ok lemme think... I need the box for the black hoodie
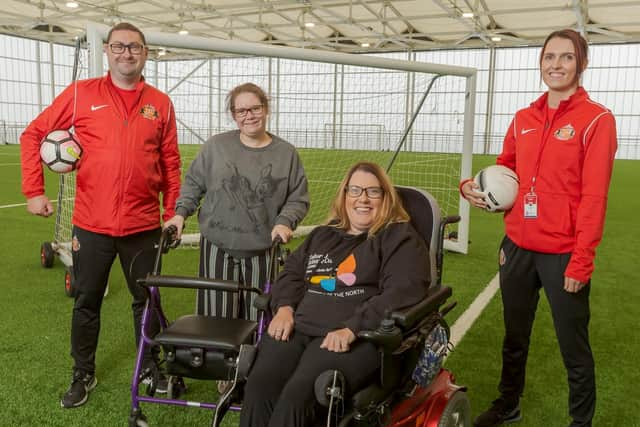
[271,222,430,336]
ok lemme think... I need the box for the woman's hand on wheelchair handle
[321,328,356,353]
[271,224,293,244]
[269,306,295,341]
[164,215,185,239]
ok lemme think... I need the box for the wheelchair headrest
[395,186,441,285]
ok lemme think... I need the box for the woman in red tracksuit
[461,29,617,427]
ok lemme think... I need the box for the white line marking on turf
[448,272,500,350]
[0,163,21,166]
[0,200,60,209]
[0,202,29,209]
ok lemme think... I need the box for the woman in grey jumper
[165,83,309,321]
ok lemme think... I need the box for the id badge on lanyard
[524,191,538,218]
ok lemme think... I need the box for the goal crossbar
[84,23,475,254]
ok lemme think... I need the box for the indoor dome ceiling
[1,0,639,51]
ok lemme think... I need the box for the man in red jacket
[20,22,181,408]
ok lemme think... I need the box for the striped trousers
[196,236,270,321]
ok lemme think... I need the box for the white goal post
[81,23,475,254]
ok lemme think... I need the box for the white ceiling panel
[0,0,639,52]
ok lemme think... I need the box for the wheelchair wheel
[437,391,471,427]
[64,268,76,297]
[41,242,54,268]
[128,410,149,427]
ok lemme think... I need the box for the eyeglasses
[108,43,145,55]
[233,104,264,118]
[345,185,384,199]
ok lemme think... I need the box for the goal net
[52,38,88,267]
[58,24,475,253]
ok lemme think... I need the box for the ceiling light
[178,29,188,35]
[361,42,370,48]
[158,48,167,56]
[491,36,502,42]
[66,1,79,8]
[304,22,315,28]
[462,12,474,18]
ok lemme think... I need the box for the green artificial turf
[0,144,637,426]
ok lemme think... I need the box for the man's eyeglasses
[345,185,384,199]
[108,43,145,55]
[233,104,264,118]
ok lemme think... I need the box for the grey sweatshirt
[175,130,309,254]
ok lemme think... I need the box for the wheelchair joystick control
[380,318,395,333]
[380,310,395,333]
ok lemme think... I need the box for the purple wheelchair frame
[128,227,282,427]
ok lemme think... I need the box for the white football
[40,129,83,173]
[473,165,519,212]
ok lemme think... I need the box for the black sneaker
[474,397,521,426]
[61,370,97,408]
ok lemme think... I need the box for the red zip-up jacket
[21,73,181,236]
[497,87,617,283]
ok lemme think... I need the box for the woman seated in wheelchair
[240,161,430,427]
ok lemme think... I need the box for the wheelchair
[129,186,469,427]
[310,186,470,427]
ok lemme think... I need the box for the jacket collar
[531,86,588,114]
[105,72,146,93]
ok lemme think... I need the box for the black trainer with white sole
[61,370,97,408]
[474,397,522,426]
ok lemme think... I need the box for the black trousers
[498,236,595,427]
[70,225,161,374]
[240,332,379,427]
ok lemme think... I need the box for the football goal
[58,24,476,254]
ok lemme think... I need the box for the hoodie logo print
[310,254,357,292]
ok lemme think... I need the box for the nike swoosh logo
[91,104,109,111]
[521,128,536,135]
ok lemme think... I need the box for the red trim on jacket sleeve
[496,117,517,171]
[159,100,182,221]
[459,178,473,199]
[564,111,617,283]
[20,84,76,199]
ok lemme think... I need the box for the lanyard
[530,104,557,193]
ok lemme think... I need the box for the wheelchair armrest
[356,285,452,350]
[138,274,262,295]
[253,293,272,311]
[391,285,452,330]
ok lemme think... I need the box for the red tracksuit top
[497,87,617,283]
[21,73,181,236]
